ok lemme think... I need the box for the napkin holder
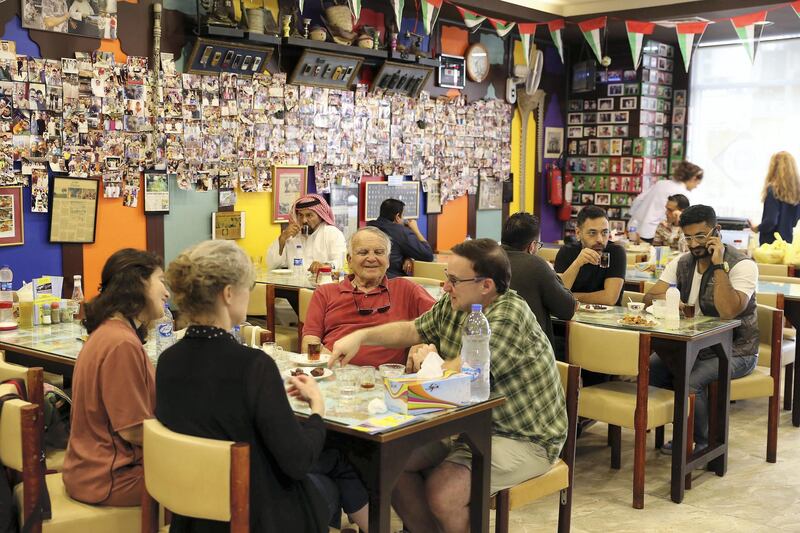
[384,371,470,415]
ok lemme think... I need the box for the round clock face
[466,43,490,83]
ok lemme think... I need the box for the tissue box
[384,371,471,415]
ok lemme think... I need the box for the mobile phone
[210,51,223,67]
[332,65,343,81]
[221,50,235,68]
[231,54,243,70]
[321,65,332,78]
[344,65,354,78]
[302,63,312,75]
[251,56,262,72]
[199,46,214,66]
[241,55,252,71]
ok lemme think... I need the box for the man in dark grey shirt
[501,213,576,345]
[367,198,434,278]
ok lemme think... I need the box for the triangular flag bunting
[578,16,607,63]
[547,19,565,64]
[517,23,537,66]
[420,0,443,35]
[347,0,361,22]
[299,0,304,13]
[792,1,800,17]
[390,0,405,29]
[455,6,486,30]
[731,10,767,63]
[625,20,655,70]
[488,17,516,38]
[675,22,709,72]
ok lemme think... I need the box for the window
[687,38,800,223]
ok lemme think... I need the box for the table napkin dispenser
[384,371,471,415]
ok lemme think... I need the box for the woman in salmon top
[62,248,169,506]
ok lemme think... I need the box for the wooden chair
[141,419,250,533]
[411,261,447,282]
[755,292,796,411]
[567,322,675,509]
[536,247,560,264]
[247,284,297,352]
[757,263,795,277]
[492,362,579,533]
[297,288,315,351]
[759,274,800,284]
[403,276,444,287]
[623,291,645,304]
[725,304,783,462]
[642,281,657,294]
[0,396,140,532]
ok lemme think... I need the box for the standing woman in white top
[628,161,704,243]
[267,193,347,274]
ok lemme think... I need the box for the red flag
[547,19,565,32]
[427,0,443,6]
[731,10,767,28]
[676,21,709,34]
[577,16,607,32]
[517,23,537,34]
[625,20,655,34]
[792,1,800,16]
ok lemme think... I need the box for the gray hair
[347,226,392,256]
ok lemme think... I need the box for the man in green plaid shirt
[331,239,567,533]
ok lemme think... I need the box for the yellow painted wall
[233,192,281,262]
[508,41,536,216]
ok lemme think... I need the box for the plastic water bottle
[460,304,491,402]
[155,304,175,355]
[232,325,242,344]
[665,284,680,328]
[293,244,304,280]
[0,265,12,303]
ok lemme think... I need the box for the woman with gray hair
[157,240,368,532]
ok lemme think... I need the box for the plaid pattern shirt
[414,290,568,462]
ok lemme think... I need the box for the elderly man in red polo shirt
[302,226,436,367]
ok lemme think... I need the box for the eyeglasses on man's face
[682,228,715,245]
[444,270,486,287]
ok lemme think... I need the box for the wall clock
[465,43,490,83]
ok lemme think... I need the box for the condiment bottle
[50,301,61,324]
[41,303,52,325]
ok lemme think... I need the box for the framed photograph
[608,84,624,96]
[597,125,613,138]
[426,182,442,214]
[567,126,583,138]
[143,173,170,214]
[607,70,622,82]
[583,99,597,111]
[272,165,308,223]
[610,139,623,156]
[212,211,245,240]
[582,113,597,124]
[580,193,594,204]
[437,54,466,89]
[597,112,613,124]
[478,178,503,210]
[674,90,687,107]
[623,84,639,96]
[567,113,583,125]
[595,193,611,206]
[583,126,596,137]
[568,100,583,112]
[597,98,614,111]
[49,176,99,243]
[23,0,117,39]
[613,111,629,123]
[0,186,23,246]
[544,127,564,159]
[218,188,237,210]
[187,38,274,76]
[620,97,637,110]
[673,107,687,124]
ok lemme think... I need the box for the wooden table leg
[460,409,493,533]
[670,350,691,504]
[265,284,276,336]
[709,343,731,477]
[781,301,800,426]
[365,441,412,533]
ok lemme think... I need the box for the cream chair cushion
[757,263,791,277]
[730,368,774,401]
[506,459,568,508]
[578,382,674,429]
[14,473,140,533]
[0,358,28,383]
[569,323,641,376]
[0,398,26,471]
[757,341,795,368]
[275,325,298,352]
[623,291,645,304]
[784,327,796,341]
[46,448,66,472]
[412,261,447,282]
[247,283,267,316]
[143,419,233,522]
[298,288,314,324]
[536,247,559,263]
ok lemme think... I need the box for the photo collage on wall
[0,39,513,210]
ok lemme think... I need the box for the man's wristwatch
[710,261,730,273]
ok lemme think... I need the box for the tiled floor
[502,397,800,532]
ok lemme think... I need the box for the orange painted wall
[82,185,148,299]
[436,26,470,251]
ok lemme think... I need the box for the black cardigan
[155,327,328,532]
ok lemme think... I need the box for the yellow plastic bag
[753,234,786,264]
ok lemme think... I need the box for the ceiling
[498,0,704,18]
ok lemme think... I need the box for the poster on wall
[544,127,564,159]
[272,165,307,224]
[212,211,245,240]
[49,176,99,243]
[0,186,23,246]
[143,173,170,214]
[22,0,118,39]
[477,178,503,210]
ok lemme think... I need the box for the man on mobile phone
[643,205,758,453]
[555,205,626,306]
[366,199,433,277]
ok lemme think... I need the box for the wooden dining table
[567,306,740,504]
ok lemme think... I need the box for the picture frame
[291,49,364,91]
[218,188,238,211]
[597,98,614,111]
[0,186,23,246]
[22,0,117,39]
[187,38,274,76]
[49,176,99,243]
[595,193,611,206]
[437,54,466,89]
[143,173,170,214]
[568,100,583,112]
[477,177,503,210]
[212,211,245,240]
[567,113,583,125]
[567,126,583,138]
[426,181,442,214]
[272,165,308,223]
[620,97,637,110]
[608,84,623,96]
[544,127,564,159]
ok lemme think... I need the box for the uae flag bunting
[731,11,768,63]
[675,22,709,72]
[488,18,516,38]
[625,21,655,70]
[517,23,537,65]
[347,0,361,23]
[578,17,607,63]
[547,19,566,64]
[455,6,486,30]
[421,0,443,34]
[390,0,405,28]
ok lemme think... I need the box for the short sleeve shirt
[62,319,155,504]
[303,276,436,366]
[413,291,568,462]
[554,242,626,305]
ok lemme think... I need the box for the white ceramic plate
[290,353,330,367]
[283,367,333,381]
[271,268,292,274]
[617,317,659,328]
[579,304,611,313]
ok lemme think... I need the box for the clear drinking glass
[262,341,276,357]
[360,367,376,390]
[337,367,360,409]
[599,252,610,268]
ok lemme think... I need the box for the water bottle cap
[471,304,482,312]
[670,283,676,288]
